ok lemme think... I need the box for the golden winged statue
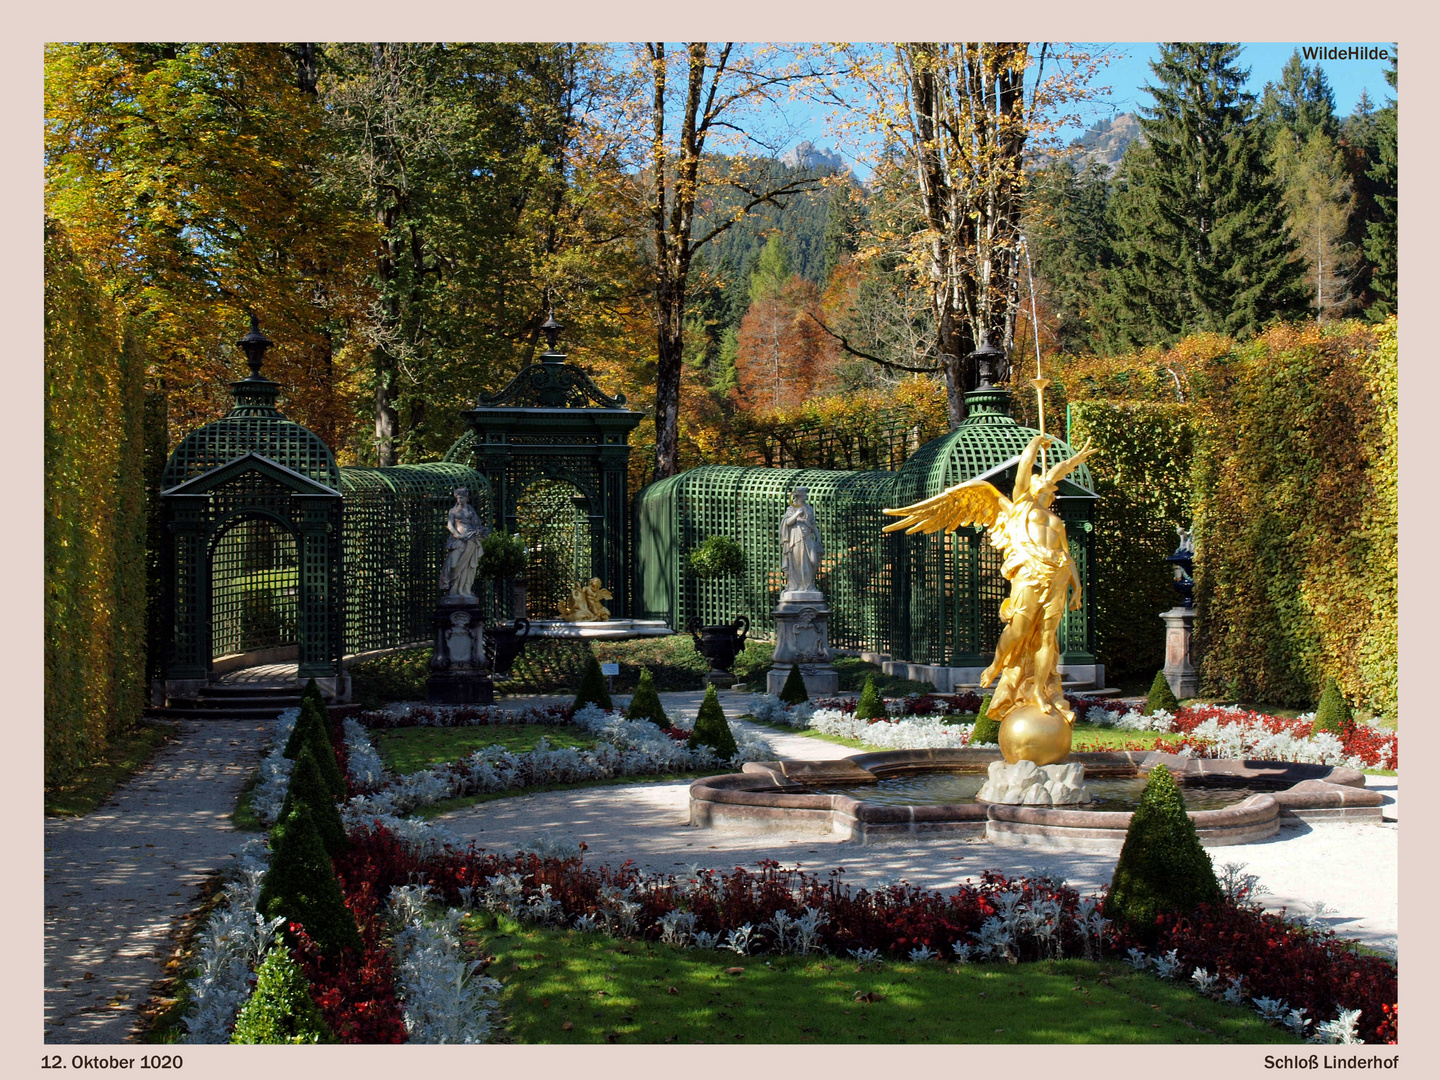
[882,433,1095,733]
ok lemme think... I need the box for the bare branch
[805,310,944,374]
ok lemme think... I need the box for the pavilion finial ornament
[238,314,273,380]
[882,405,1096,765]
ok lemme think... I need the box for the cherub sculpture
[882,433,1095,737]
[560,577,612,622]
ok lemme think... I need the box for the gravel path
[43,719,271,1044]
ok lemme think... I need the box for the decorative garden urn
[687,615,750,688]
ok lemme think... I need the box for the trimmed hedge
[1145,671,1180,715]
[625,668,669,729]
[1312,677,1354,737]
[970,693,1000,745]
[687,685,738,759]
[45,220,149,786]
[854,675,884,720]
[258,804,363,957]
[230,947,335,1044]
[779,664,809,705]
[276,745,348,857]
[573,655,613,712]
[1190,320,1397,714]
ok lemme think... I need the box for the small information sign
[600,662,620,676]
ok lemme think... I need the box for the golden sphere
[998,703,1072,766]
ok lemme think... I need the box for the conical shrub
[573,654,613,712]
[258,804,363,957]
[276,744,348,857]
[1144,671,1180,716]
[230,947,335,1044]
[1103,765,1221,945]
[970,693,1000,746]
[778,664,809,705]
[854,675,885,720]
[1312,677,1354,737]
[687,684,738,760]
[300,677,327,714]
[625,668,670,730]
[285,699,345,801]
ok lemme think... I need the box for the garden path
[441,691,1400,955]
[43,719,271,1044]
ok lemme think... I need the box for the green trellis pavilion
[156,319,1097,701]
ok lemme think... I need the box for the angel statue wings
[882,433,1096,728]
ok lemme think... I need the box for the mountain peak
[781,140,846,172]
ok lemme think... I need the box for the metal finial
[541,310,563,353]
[971,333,1002,389]
[238,315,273,379]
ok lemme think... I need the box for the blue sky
[783,42,1396,179]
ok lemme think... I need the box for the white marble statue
[438,487,490,600]
[780,486,822,597]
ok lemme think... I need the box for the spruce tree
[854,675,885,720]
[573,654,613,712]
[1107,43,1307,348]
[778,664,809,706]
[258,804,363,957]
[276,745,348,857]
[230,947,335,1044]
[626,668,670,730]
[1364,55,1397,321]
[1104,765,1222,945]
[687,684,738,760]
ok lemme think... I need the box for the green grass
[232,767,265,831]
[472,914,1297,1044]
[45,721,178,817]
[1069,722,1185,752]
[374,724,602,775]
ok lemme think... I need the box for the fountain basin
[688,749,1383,850]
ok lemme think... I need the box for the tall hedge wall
[1190,320,1397,715]
[1066,402,1195,684]
[45,220,149,784]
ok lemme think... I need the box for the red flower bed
[288,925,408,1044]
[1116,903,1398,1044]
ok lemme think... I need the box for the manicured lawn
[472,914,1297,1044]
[45,721,178,817]
[1069,722,1185,752]
[375,723,601,775]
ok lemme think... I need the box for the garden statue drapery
[438,487,489,599]
[780,487,822,596]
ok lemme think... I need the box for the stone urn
[486,618,531,677]
[687,615,750,688]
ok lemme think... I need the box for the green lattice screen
[635,395,1097,667]
[340,463,491,653]
[517,480,592,617]
[210,518,298,656]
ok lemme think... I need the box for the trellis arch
[446,318,642,615]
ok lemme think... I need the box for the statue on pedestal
[780,487,822,598]
[438,487,490,600]
[884,432,1095,765]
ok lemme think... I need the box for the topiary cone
[1312,677,1354,737]
[276,744,348,857]
[258,803,363,958]
[969,693,1000,746]
[300,677,327,715]
[230,947,336,1044]
[573,653,613,712]
[1103,764,1221,945]
[285,699,346,801]
[779,664,809,705]
[626,668,670,730]
[687,684,738,760]
[1144,670,1181,716]
[854,675,885,720]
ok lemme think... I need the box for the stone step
[144,704,293,721]
[198,685,303,698]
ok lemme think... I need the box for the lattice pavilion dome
[161,320,340,492]
[893,386,1094,499]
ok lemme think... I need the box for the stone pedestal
[976,760,1090,806]
[427,598,494,704]
[765,595,839,697]
[1160,606,1199,699]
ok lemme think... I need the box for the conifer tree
[625,668,670,730]
[1312,676,1354,737]
[1103,765,1221,944]
[854,675,885,720]
[276,744,349,857]
[1364,55,1398,321]
[687,684,738,760]
[1144,670,1181,715]
[284,699,346,801]
[1106,43,1306,348]
[258,804,364,957]
[779,664,809,706]
[573,654,613,712]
